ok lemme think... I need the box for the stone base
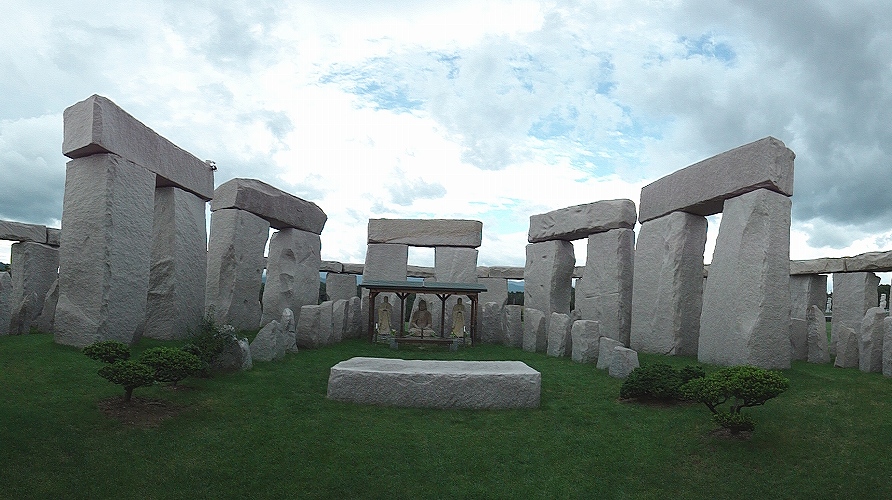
[326,357,541,409]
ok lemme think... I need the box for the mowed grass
[2,334,892,499]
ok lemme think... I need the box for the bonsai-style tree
[83,340,131,364]
[620,363,706,402]
[682,365,789,433]
[139,347,203,386]
[97,360,155,402]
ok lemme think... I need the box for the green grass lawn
[2,333,891,499]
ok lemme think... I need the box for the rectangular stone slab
[368,219,482,247]
[528,199,636,243]
[62,95,214,200]
[327,357,540,409]
[211,178,327,234]
[638,136,794,222]
[0,220,47,244]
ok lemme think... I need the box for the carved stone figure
[376,296,393,335]
[409,299,436,337]
[451,298,466,337]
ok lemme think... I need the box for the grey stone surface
[63,95,214,200]
[0,220,47,243]
[571,320,601,363]
[859,307,887,373]
[332,299,348,344]
[790,258,846,275]
[638,137,795,222]
[281,308,297,353]
[327,357,541,409]
[528,199,637,243]
[0,272,12,336]
[807,305,830,364]
[479,302,504,344]
[250,320,284,362]
[296,304,322,348]
[342,263,365,274]
[326,273,357,302]
[522,308,547,353]
[790,318,808,361]
[576,228,634,345]
[524,240,575,318]
[843,251,892,273]
[34,278,59,334]
[321,261,343,273]
[630,211,707,356]
[205,208,269,331]
[367,219,482,247]
[406,265,436,279]
[319,300,334,346]
[504,305,524,348]
[790,275,828,320]
[345,296,363,340]
[9,241,59,335]
[608,347,640,378]
[699,189,792,369]
[211,178,327,234]
[484,266,525,280]
[46,228,61,247]
[144,187,207,340]
[834,326,859,368]
[212,337,253,372]
[361,243,408,327]
[54,154,155,347]
[596,337,624,369]
[884,317,892,377]
[831,272,880,357]
[478,277,508,309]
[546,312,573,357]
[435,246,478,331]
[260,228,321,327]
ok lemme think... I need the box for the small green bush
[139,347,203,386]
[83,341,131,364]
[97,360,155,402]
[187,312,237,366]
[682,365,789,434]
[620,363,705,401]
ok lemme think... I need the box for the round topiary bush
[139,347,203,386]
[83,340,131,364]
[620,363,705,402]
[97,360,155,402]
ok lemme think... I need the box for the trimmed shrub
[139,347,203,386]
[97,360,155,402]
[187,312,237,366]
[83,341,131,364]
[620,363,705,402]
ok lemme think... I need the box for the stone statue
[882,294,888,310]
[409,299,436,337]
[451,298,466,338]
[376,296,393,335]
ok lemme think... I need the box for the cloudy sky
[2,1,892,277]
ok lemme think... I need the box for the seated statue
[408,299,437,337]
[451,298,466,338]
[376,296,393,335]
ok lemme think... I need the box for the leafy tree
[682,365,789,433]
[139,347,203,386]
[98,360,155,402]
[83,341,131,364]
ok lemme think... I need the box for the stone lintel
[211,178,327,234]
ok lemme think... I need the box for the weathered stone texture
[296,304,322,349]
[790,258,845,275]
[0,272,12,336]
[790,318,808,361]
[522,308,547,353]
[9,241,59,335]
[830,272,879,357]
[479,302,504,344]
[596,337,624,370]
[361,243,408,325]
[630,211,707,356]
[484,266,525,280]
[790,275,828,320]
[250,320,284,362]
[332,299,348,344]
[327,357,541,409]
[63,95,213,200]
[260,228,321,327]
[345,296,363,340]
[144,187,207,340]
[477,278,508,308]
[368,219,482,247]
[211,178,327,234]
[699,189,792,369]
[807,305,830,364]
[281,308,297,353]
[55,154,155,347]
[212,337,253,372]
[504,305,524,348]
[524,240,574,318]
[883,317,892,377]
[0,220,47,244]
[571,320,601,363]
[34,278,59,334]
[326,273,357,302]
[834,326,859,368]
[321,261,343,273]
[638,137,795,222]
[576,228,634,345]
[46,228,61,247]
[546,312,573,357]
[435,246,478,332]
[859,307,887,373]
[528,199,637,243]
[608,347,640,379]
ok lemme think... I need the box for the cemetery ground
[2,334,891,499]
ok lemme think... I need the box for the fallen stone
[807,305,830,364]
[522,308,547,353]
[260,228,321,327]
[327,357,541,409]
[528,199,636,243]
[296,304,322,349]
[859,307,887,373]
[609,347,640,378]
[250,320,283,362]
[63,94,213,200]
[834,327,859,368]
[504,305,524,348]
[0,220,47,243]
[524,240,574,318]
[546,312,573,357]
[638,137,795,222]
[367,219,482,247]
[9,241,59,335]
[571,320,601,363]
[325,273,358,302]
[576,228,634,345]
[596,337,624,370]
[211,178,327,234]
[830,272,879,357]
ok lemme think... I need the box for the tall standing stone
[576,228,634,345]
[504,305,523,348]
[524,240,575,318]
[8,241,59,335]
[260,228,321,327]
[435,246,478,332]
[361,243,408,329]
[546,312,573,357]
[345,296,363,340]
[205,208,270,331]
[859,307,887,373]
[883,317,892,377]
[631,211,708,356]
[296,304,323,348]
[34,278,59,334]
[830,272,879,357]
[326,273,358,302]
[834,326,859,368]
[479,301,504,344]
[807,305,830,363]
[699,189,792,369]
[0,272,12,336]
[571,320,601,363]
[790,274,828,321]
[55,154,156,347]
[522,308,547,353]
[144,187,207,340]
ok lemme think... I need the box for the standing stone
[9,241,59,334]
[326,273,358,302]
[479,302,504,344]
[576,228,634,345]
[144,186,207,340]
[213,337,253,372]
[260,228,321,327]
[55,154,155,347]
[281,308,297,353]
[807,305,830,363]
[859,307,887,373]
[250,320,283,362]
[319,300,334,346]
[609,347,640,378]
[571,320,601,363]
[883,317,892,377]
[361,243,408,331]
[504,305,523,348]
[834,326,859,368]
[699,189,792,369]
[205,208,270,332]
[790,319,808,361]
[546,312,573,357]
[434,246,478,332]
[522,308,547,353]
[524,240,575,318]
[345,296,363,340]
[630,211,707,356]
[596,337,624,370]
[0,272,12,336]
[790,274,828,321]
[332,299,348,343]
[296,304,323,348]
[830,272,879,357]
[478,277,508,308]
[34,278,59,334]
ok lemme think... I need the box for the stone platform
[326,357,541,409]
